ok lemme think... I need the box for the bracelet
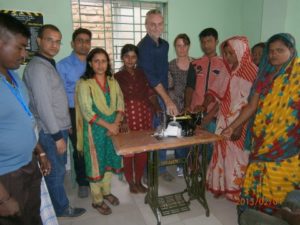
[39,152,46,157]
[0,195,10,205]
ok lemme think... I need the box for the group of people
[1,7,300,225]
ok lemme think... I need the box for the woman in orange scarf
[206,36,257,201]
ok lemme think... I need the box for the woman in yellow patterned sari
[222,33,300,215]
[75,48,124,215]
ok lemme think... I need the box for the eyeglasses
[43,37,62,46]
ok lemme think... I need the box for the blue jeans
[158,150,167,174]
[39,129,69,216]
[204,119,217,163]
[175,147,189,168]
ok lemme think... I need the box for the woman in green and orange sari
[75,48,124,215]
[222,33,300,215]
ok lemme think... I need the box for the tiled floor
[58,166,238,225]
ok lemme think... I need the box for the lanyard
[1,71,33,119]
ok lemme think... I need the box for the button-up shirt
[190,55,229,111]
[137,34,169,89]
[57,52,86,108]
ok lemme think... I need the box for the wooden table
[112,129,222,225]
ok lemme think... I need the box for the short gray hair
[145,9,162,24]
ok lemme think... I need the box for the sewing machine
[157,112,203,138]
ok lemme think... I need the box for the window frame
[71,0,168,72]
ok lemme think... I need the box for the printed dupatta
[250,33,300,162]
[75,77,124,152]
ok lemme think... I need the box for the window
[72,0,167,72]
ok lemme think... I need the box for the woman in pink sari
[206,36,257,201]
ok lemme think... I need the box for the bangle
[0,195,10,205]
[39,152,46,157]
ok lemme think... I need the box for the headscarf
[217,36,257,150]
[219,36,257,118]
[245,33,297,151]
[220,36,257,82]
[253,33,297,89]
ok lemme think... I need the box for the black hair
[81,47,112,80]
[199,27,218,40]
[121,44,138,58]
[251,42,265,53]
[222,41,230,49]
[0,13,31,39]
[37,24,61,38]
[72,27,92,42]
[173,33,190,47]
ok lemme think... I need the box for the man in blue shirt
[137,9,178,182]
[0,13,50,225]
[57,28,92,198]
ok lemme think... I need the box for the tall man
[23,24,86,217]
[0,13,50,225]
[57,28,91,198]
[137,9,178,181]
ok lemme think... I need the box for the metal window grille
[71,0,167,72]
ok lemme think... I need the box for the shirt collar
[35,53,56,68]
[145,34,164,47]
[70,52,86,65]
[202,54,219,59]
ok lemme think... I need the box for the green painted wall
[0,0,245,61]
[241,0,264,48]
[285,0,300,53]
[259,0,300,53]
[0,0,73,74]
[261,0,287,42]
[167,0,244,59]
[0,0,73,60]
[1,0,299,73]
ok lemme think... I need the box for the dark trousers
[0,156,42,225]
[123,152,147,183]
[69,108,89,186]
